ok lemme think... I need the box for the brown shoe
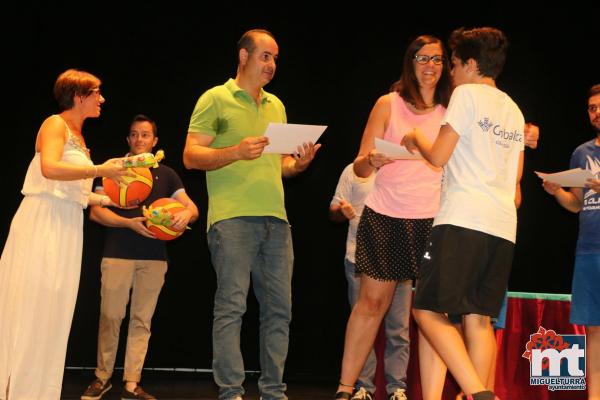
[81,378,112,400]
[121,385,157,400]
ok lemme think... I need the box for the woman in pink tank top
[335,35,452,400]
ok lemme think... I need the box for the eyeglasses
[414,54,444,65]
[588,104,600,113]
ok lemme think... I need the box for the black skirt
[355,205,433,282]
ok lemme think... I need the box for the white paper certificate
[535,168,595,187]
[262,123,327,154]
[374,138,423,160]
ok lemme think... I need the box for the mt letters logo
[522,326,586,391]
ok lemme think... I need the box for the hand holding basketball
[126,216,156,238]
[103,167,153,207]
[170,208,192,231]
[98,158,134,184]
[143,198,189,240]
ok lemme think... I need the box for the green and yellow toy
[123,149,165,168]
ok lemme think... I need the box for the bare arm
[401,123,459,168]
[90,205,156,238]
[90,204,136,227]
[183,132,269,171]
[170,189,200,230]
[353,95,394,177]
[88,192,114,207]
[515,151,525,209]
[90,207,156,241]
[37,116,129,181]
[543,182,583,213]
[524,123,539,149]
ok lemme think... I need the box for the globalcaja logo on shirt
[477,117,523,148]
[478,117,493,132]
[522,326,586,391]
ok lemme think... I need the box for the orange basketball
[103,167,153,207]
[144,198,186,241]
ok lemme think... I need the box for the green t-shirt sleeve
[188,90,218,137]
[274,96,287,123]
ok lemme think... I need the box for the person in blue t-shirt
[543,84,600,400]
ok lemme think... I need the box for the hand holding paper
[238,136,270,160]
[291,141,322,172]
[367,149,395,169]
[587,178,600,193]
[535,168,595,188]
[375,138,423,160]
[263,123,327,154]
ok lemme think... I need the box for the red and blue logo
[523,326,586,391]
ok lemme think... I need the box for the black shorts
[413,224,514,318]
[355,206,432,282]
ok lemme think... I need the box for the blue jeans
[344,259,411,394]
[208,216,293,400]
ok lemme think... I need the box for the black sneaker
[462,391,498,400]
[351,387,374,400]
[121,385,157,400]
[81,379,112,400]
[335,392,352,399]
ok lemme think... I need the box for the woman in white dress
[0,69,130,400]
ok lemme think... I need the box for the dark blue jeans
[208,216,293,400]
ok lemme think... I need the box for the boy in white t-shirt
[402,27,524,400]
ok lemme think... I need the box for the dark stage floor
[62,369,334,399]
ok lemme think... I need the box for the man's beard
[593,117,600,134]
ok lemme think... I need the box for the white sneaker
[388,388,408,400]
[351,387,374,400]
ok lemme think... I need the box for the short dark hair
[390,35,452,109]
[53,69,101,111]
[130,114,158,137]
[589,84,600,99]
[448,27,508,79]
[237,29,275,61]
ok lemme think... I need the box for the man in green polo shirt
[183,29,320,400]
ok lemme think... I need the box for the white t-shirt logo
[477,117,493,132]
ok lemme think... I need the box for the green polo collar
[224,78,270,105]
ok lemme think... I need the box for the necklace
[419,100,436,108]
[406,101,437,114]
[408,101,436,111]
